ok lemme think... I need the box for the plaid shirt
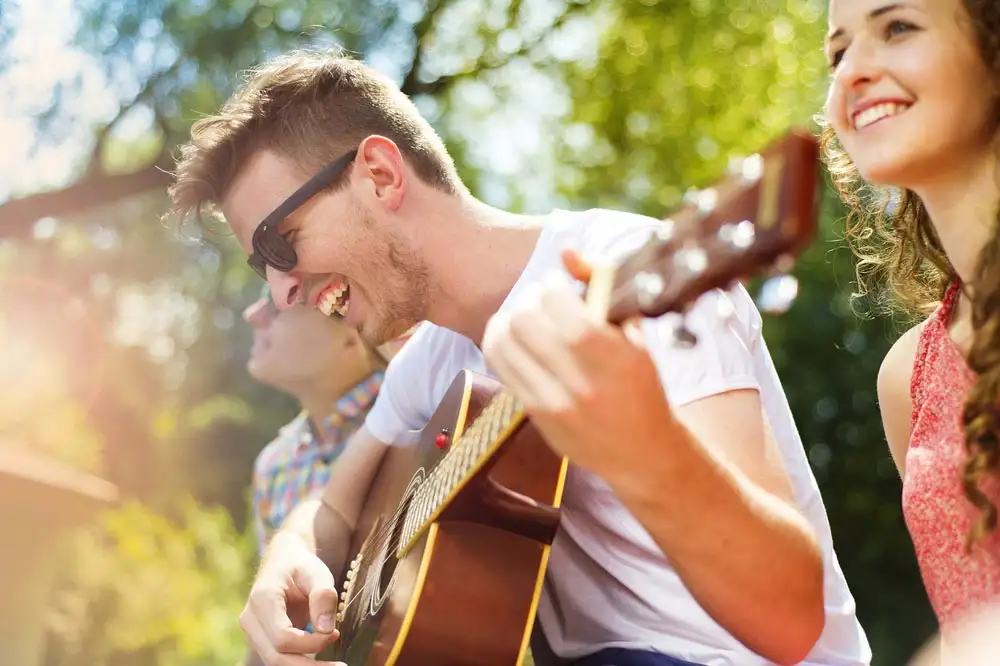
[251,371,384,556]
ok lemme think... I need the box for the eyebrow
[826,2,913,42]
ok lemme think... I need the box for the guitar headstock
[598,129,820,327]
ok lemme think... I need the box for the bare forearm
[269,427,388,579]
[608,420,824,664]
[270,498,353,579]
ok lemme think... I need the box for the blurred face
[241,291,363,392]
[223,139,429,346]
[825,0,996,188]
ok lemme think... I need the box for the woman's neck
[912,152,999,288]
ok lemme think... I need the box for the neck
[413,192,547,345]
[294,368,375,440]
[911,152,999,288]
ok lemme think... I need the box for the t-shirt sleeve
[364,322,474,446]
[364,323,433,446]
[581,212,762,409]
[640,286,761,407]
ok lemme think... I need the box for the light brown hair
[168,48,462,227]
[819,0,1000,548]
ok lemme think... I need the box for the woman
[820,0,1000,639]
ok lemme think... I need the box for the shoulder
[542,208,663,264]
[252,414,307,478]
[366,321,478,441]
[572,208,664,260]
[877,318,928,405]
[381,321,472,384]
[877,318,930,475]
[642,284,762,407]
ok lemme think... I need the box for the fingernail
[317,613,335,632]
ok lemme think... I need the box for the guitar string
[338,550,397,620]
[346,395,514,562]
[337,403,519,624]
[338,393,522,623]
[339,415,520,626]
[338,512,437,629]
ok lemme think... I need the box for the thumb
[561,248,592,283]
[291,558,340,634]
[309,586,341,636]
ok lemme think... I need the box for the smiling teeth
[854,103,909,130]
[318,283,349,317]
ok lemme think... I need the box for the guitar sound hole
[368,493,414,616]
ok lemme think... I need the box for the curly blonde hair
[820,0,1000,549]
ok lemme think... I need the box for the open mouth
[318,279,350,318]
[853,102,911,131]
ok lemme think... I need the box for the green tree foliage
[44,498,255,666]
[552,0,829,213]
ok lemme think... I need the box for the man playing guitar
[168,50,869,666]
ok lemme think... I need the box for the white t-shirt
[365,209,871,666]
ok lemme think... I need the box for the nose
[242,298,274,327]
[266,267,304,311]
[834,38,880,96]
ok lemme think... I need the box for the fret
[397,390,526,555]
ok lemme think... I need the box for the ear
[356,135,406,212]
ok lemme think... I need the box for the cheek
[946,64,996,130]
[824,80,851,136]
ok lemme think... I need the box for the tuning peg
[653,312,698,348]
[673,243,707,276]
[717,220,755,249]
[727,153,764,184]
[655,218,676,242]
[756,273,799,314]
[669,317,698,348]
[683,187,718,214]
[633,271,665,311]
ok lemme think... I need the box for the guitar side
[326,370,568,666]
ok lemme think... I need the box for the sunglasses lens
[257,235,297,272]
[247,256,267,279]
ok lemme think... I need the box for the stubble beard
[361,229,429,347]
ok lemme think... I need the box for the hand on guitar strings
[239,532,346,666]
[482,248,678,485]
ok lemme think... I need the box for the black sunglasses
[247,149,357,279]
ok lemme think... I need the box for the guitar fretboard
[397,388,525,555]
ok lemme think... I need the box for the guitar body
[326,370,569,666]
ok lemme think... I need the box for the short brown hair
[168,49,462,226]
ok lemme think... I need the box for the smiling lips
[317,278,350,317]
[852,101,911,130]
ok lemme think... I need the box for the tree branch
[87,56,185,176]
[399,0,450,96]
[407,0,589,97]
[0,157,172,240]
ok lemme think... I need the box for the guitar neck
[397,388,527,555]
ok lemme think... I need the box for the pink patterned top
[904,282,1000,633]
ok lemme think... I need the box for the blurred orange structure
[0,445,118,666]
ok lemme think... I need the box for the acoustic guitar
[326,129,821,666]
